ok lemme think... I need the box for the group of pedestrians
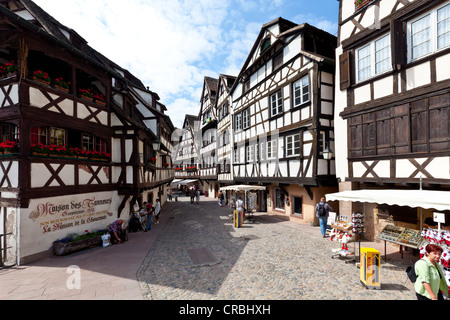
[190,187,201,204]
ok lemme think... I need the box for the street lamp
[152,139,160,152]
[323,142,333,160]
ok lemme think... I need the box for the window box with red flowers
[186,166,197,172]
[53,77,71,93]
[32,70,51,86]
[0,140,19,155]
[0,61,17,79]
[355,0,371,10]
[148,157,157,166]
[162,162,170,168]
[175,167,183,171]
[93,93,106,106]
[86,150,111,162]
[79,88,94,102]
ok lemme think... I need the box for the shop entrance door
[0,207,13,267]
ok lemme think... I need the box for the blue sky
[33,0,339,128]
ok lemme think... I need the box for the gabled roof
[230,17,336,94]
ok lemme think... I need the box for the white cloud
[32,0,338,128]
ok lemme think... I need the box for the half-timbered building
[173,114,200,190]
[198,76,219,198]
[217,74,236,187]
[335,0,450,240]
[230,18,338,224]
[0,0,174,264]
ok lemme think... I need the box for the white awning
[326,189,450,211]
[220,185,266,191]
[177,179,198,185]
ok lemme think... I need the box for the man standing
[315,197,333,238]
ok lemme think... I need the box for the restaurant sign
[28,196,113,234]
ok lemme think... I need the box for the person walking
[415,244,449,300]
[153,198,161,224]
[315,196,333,238]
[144,202,153,232]
[196,190,200,204]
[190,187,195,204]
[219,191,224,207]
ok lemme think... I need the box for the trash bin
[204,191,208,197]
[234,210,243,228]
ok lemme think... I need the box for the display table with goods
[377,225,425,261]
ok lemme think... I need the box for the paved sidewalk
[0,209,170,300]
[0,196,418,300]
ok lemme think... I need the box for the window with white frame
[357,34,391,82]
[234,147,240,163]
[285,133,301,157]
[293,75,310,107]
[260,141,266,161]
[246,145,254,162]
[267,139,277,159]
[235,113,242,131]
[408,2,450,62]
[270,91,283,116]
[242,108,250,129]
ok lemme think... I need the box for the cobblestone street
[138,197,416,300]
[0,196,418,301]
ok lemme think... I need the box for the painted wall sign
[28,196,113,234]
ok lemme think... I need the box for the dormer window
[261,37,271,54]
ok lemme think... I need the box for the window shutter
[339,51,351,91]
[391,19,406,69]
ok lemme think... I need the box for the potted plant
[32,70,51,85]
[0,140,19,154]
[79,88,94,101]
[53,77,71,93]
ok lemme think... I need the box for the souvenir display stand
[330,212,365,264]
[377,225,424,261]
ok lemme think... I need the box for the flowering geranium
[0,61,17,77]
[79,88,93,99]
[0,140,18,153]
[33,70,51,82]
[54,77,71,89]
[5,61,17,74]
[86,150,111,160]
[93,93,105,103]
